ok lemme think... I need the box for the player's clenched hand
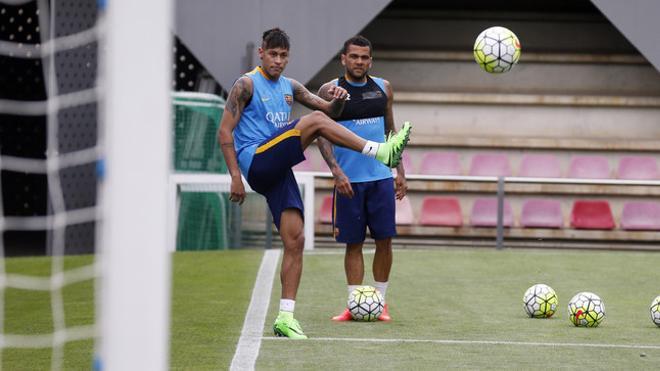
[395,174,407,200]
[327,85,350,101]
[334,170,354,198]
[229,177,246,205]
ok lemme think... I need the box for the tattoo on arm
[292,79,329,111]
[317,137,339,171]
[225,77,252,118]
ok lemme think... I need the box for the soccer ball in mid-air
[650,295,660,327]
[473,26,521,73]
[568,292,605,327]
[348,286,384,322]
[523,284,558,318]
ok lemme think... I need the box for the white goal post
[99,0,173,369]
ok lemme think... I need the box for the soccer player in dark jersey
[218,29,411,339]
[317,35,408,322]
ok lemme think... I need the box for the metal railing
[307,171,660,249]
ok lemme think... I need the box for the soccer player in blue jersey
[218,28,411,339]
[317,35,408,322]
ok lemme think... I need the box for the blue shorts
[247,120,305,230]
[333,178,396,243]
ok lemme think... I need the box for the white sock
[347,285,360,301]
[279,299,295,313]
[361,140,380,158]
[374,281,388,302]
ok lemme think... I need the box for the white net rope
[0,0,103,369]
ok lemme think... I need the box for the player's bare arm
[218,76,253,204]
[317,81,354,197]
[383,79,408,199]
[291,78,348,118]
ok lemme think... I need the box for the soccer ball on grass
[348,286,384,322]
[523,284,558,318]
[473,26,521,73]
[650,295,660,327]
[568,292,605,327]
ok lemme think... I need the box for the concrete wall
[592,0,660,72]
[175,0,391,90]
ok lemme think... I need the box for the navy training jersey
[233,66,294,179]
[334,75,392,182]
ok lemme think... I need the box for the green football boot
[273,312,308,339]
[376,121,412,168]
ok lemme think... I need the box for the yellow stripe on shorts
[332,188,337,238]
[255,129,301,154]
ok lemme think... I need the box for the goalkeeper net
[0,0,171,369]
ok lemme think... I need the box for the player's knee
[309,110,328,121]
[307,110,331,128]
[282,228,305,251]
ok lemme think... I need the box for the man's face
[259,46,289,79]
[341,44,372,81]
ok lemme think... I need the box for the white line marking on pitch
[230,249,281,371]
[262,336,660,350]
[304,249,373,256]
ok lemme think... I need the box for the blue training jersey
[334,76,392,183]
[233,66,294,179]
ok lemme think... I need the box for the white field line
[262,336,660,351]
[304,248,419,256]
[230,249,281,371]
[304,249,372,256]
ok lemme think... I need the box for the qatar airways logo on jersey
[266,111,290,128]
[353,117,379,126]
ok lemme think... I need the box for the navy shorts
[333,178,396,243]
[247,120,305,230]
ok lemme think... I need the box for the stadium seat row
[297,152,660,180]
[318,196,660,231]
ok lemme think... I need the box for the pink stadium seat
[570,200,615,230]
[319,196,333,224]
[401,152,413,172]
[469,153,512,177]
[419,151,462,175]
[568,155,610,179]
[520,199,563,228]
[620,201,660,231]
[419,197,463,227]
[469,198,513,227]
[316,159,330,172]
[393,152,413,177]
[293,151,314,171]
[519,154,562,178]
[617,156,659,180]
[293,157,314,171]
[395,197,414,225]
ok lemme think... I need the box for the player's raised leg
[294,111,411,168]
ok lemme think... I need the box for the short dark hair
[262,28,290,50]
[341,35,372,55]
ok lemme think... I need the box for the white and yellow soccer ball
[523,284,558,318]
[348,285,384,322]
[650,295,660,327]
[473,26,521,73]
[568,292,605,327]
